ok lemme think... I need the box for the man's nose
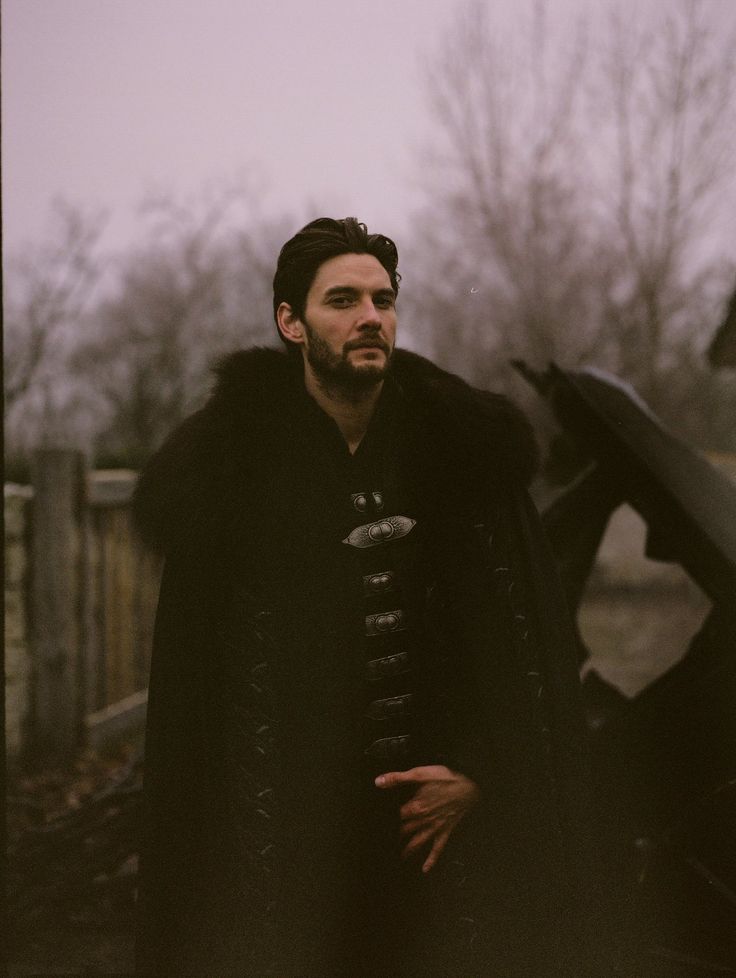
[356,299,382,329]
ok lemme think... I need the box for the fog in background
[4,0,736,471]
[5,0,508,251]
[7,0,735,251]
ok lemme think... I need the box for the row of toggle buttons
[348,490,413,765]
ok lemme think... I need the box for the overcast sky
[3,0,735,257]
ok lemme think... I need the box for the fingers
[399,797,430,820]
[400,818,455,870]
[375,765,451,789]
[422,826,452,874]
[400,817,426,837]
[398,784,465,822]
[401,824,436,861]
[375,767,479,874]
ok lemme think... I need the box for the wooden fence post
[29,449,87,765]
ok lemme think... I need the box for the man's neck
[303,365,383,454]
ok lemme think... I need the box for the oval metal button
[366,694,413,720]
[368,521,395,542]
[376,614,398,631]
[343,516,416,549]
[363,570,395,595]
[366,651,410,680]
[351,493,368,512]
[365,609,406,637]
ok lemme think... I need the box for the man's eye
[375,297,395,309]
[330,296,352,307]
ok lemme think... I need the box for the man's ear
[276,302,305,345]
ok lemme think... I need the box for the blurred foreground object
[517,361,736,975]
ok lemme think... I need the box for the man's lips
[346,341,389,354]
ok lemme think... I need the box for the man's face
[297,253,397,392]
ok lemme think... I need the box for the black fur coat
[134,348,600,977]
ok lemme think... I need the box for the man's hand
[375,765,480,873]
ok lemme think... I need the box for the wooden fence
[5,450,162,767]
[7,448,732,768]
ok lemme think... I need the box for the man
[134,218,599,976]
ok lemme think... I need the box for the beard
[304,321,393,398]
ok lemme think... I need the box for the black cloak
[133,348,603,977]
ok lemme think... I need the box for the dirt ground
[7,748,140,977]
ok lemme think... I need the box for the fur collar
[134,347,537,554]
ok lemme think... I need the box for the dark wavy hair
[272,217,400,349]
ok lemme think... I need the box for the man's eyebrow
[324,285,359,297]
[323,285,397,298]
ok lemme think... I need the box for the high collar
[133,347,538,554]
[209,347,537,472]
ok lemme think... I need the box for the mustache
[343,336,391,354]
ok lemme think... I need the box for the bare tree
[409,0,736,449]
[4,200,107,461]
[5,179,294,471]
[595,1,736,405]
[71,181,290,464]
[407,1,608,382]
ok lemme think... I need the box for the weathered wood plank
[29,449,86,764]
[85,688,148,753]
[101,509,131,703]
